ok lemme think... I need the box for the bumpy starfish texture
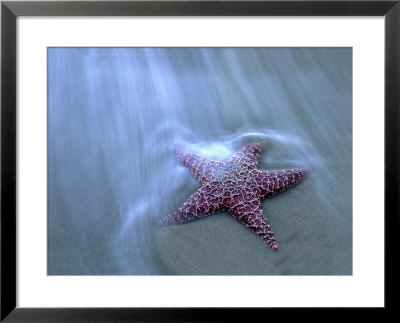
[158,142,307,251]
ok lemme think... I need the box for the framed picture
[1,0,398,321]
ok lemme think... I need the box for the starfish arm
[158,183,224,227]
[229,198,278,250]
[173,148,224,184]
[227,142,264,168]
[255,169,308,199]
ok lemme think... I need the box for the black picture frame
[1,0,399,321]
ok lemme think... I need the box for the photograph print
[48,47,352,275]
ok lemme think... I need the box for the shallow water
[48,47,352,275]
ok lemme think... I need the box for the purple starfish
[158,142,307,251]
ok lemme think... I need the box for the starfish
[158,142,307,250]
